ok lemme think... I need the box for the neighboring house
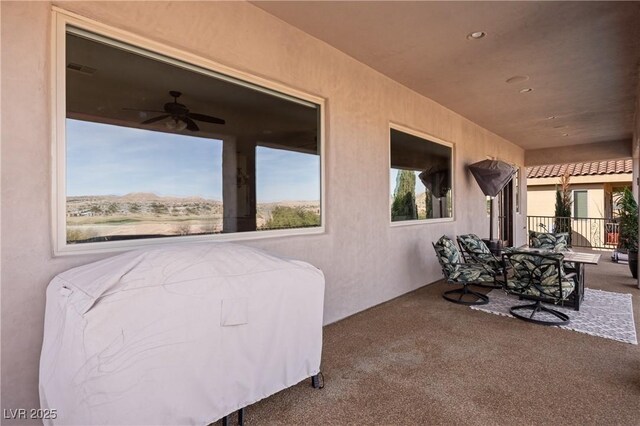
[527,159,632,218]
[527,159,632,247]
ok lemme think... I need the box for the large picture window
[55,20,322,253]
[389,127,453,222]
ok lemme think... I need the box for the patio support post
[222,137,258,233]
[223,136,239,233]
[633,74,640,288]
[634,149,639,289]
[489,197,494,241]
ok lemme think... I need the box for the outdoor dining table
[513,246,601,311]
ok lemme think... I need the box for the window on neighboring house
[389,127,453,222]
[56,23,322,253]
[573,190,588,218]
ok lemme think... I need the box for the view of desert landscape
[66,192,320,243]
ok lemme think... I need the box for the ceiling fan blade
[183,117,200,131]
[141,114,170,125]
[123,108,167,113]
[188,112,226,125]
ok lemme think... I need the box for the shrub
[391,170,417,220]
[554,172,572,236]
[66,227,98,243]
[617,187,638,251]
[264,206,320,230]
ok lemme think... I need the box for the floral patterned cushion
[457,234,502,270]
[433,236,494,284]
[504,251,575,300]
[450,263,495,283]
[529,231,570,251]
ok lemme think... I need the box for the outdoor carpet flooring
[470,288,637,344]
[214,252,640,425]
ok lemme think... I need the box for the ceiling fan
[126,91,225,131]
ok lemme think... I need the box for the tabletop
[515,246,601,265]
[562,251,601,264]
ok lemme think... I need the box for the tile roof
[527,159,632,179]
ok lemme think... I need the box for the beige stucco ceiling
[253,1,640,151]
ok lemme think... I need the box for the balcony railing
[527,216,619,249]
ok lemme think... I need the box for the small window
[389,127,453,222]
[56,23,322,253]
[574,190,588,218]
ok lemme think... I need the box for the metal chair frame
[432,238,492,306]
[456,234,505,288]
[501,251,576,326]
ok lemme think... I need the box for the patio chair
[456,233,505,288]
[501,250,576,326]
[432,235,494,305]
[528,231,570,251]
[528,230,576,272]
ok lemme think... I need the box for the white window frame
[514,166,521,214]
[388,123,455,226]
[51,9,325,255]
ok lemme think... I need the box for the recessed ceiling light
[546,116,556,120]
[562,133,569,137]
[506,75,529,84]
[519,88,533,93]
[466,31,486,40]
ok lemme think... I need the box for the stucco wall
[1,1,525,413]
[527,187,557,217]
[527,184,611,218]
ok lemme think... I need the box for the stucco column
[222,137,257,233]
[633,79,640,288]
[222,137,238,233]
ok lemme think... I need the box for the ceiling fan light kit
[165,118,188,131]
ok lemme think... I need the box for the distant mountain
[119,192,218,203]
[120,192,163,201]
[69,193,222,203]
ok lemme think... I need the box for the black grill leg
[237,408,244,426]
[222,416,229,426]
[311,372,324,389]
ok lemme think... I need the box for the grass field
[67,214,223,242]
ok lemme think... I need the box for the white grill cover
[39,243,324,425]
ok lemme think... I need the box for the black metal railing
[527,216,619,249]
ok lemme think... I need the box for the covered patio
[2,1,640,424]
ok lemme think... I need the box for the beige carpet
[215,252,640,425]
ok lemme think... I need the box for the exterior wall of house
[527,177,632,248]
[527,179,632,219]
[527,174,632,218]
[1,1,525,413]
[527,185,604,218]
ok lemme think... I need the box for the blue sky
[66,119,320,202]
[256,146,320,202]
